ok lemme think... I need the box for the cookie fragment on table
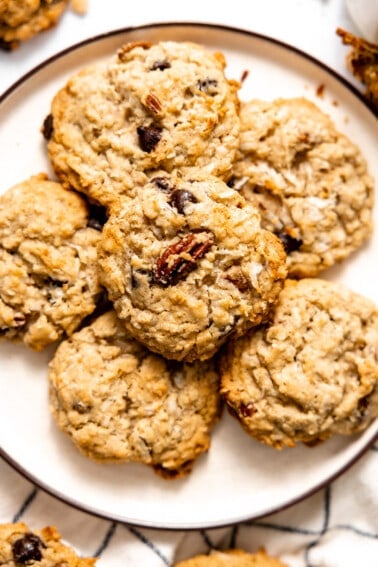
[0,522,96,566]
[97,171,287,361]
[174,548,288,566]
[219,278,378,449]
[336,27,378,112]
[229,97,374,277]
[48,310,222,478]
[0,0,69,50]
[46,40,240,209]
[0,173,102,350]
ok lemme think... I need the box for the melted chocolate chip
[137,124,162,153]
[12,533,45,564]
[151,176,172,192]
[150,59,171,71]
[169,190,197,214]
[87,203,108,231]
[276,233,303,254]
[41,114,54,140]
[197,78,218,95]
[0,39,14,51]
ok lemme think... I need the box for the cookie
[175,548,288,567]
[46,40,240,209]
[220,278,378,448]
[0,173,102,351]
[0,0,68,50]
[230,98,374,277]
[97,171,287,362]
[0,522,95,566]
[48,310,222,478]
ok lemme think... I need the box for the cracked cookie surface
[98,171,287,361]
[220,278,378,448]
[46,40,240,209]
[0,522,95,566]
[175,548,288,567]
[48,310,221,478]
[0,174,102,350]
[230,98,374,277]
[0,0,68,49]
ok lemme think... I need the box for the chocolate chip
[87,203,108,231]
[72,401,90,414]
[197,78,218,95]
[150,59,171,71]
[12,533,45,564]
[150,176,172,192]
[136,124,162,153]
[0,39,14,51]
[276,233,303,254]
[41,114,54,140]
[169,190,197,214]
[239,402,256,417]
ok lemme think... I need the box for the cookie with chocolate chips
[0,522,95,566]
[219,278,378,449]
[98,171,287,361]
[0,0,68,50]
[46,40,240,209]
[0,174,102,350]
[230,98,374,277]
[48,310,221,478]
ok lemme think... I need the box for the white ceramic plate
[0,23,377,530]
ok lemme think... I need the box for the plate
[0,23,377,530]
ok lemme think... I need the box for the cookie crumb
[70,0,88,14]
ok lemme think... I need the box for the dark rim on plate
[0,22,377,530]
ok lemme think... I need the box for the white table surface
[0,1,377,566]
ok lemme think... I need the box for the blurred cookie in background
[0,0,87,50]
[336,27,378,112]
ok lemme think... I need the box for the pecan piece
[144,93,162,115]
[225,266,250,291]
[117,41,152,61]
[152,231,214,287]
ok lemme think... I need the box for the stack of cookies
[0,40,377,479]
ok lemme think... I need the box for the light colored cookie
[220,278,378,448]
[0,522,95,566]
[0,0,68,50]
[46,40,240,209]
[0,173,102,351]
[175,548,288,567]
[230,98,374,277]
[98,171,287,362]
[48,310,222,478]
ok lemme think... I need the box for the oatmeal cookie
[175,548,288,567]
[0,173,102,350]
[230,98,374,277]
[220,278,378,448]
[0,522,95,566]
[46,40,240,209]
[0,0,68,50]
[98,171,287,362]
[48,310,221,478]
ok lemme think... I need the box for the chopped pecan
[239,402,256,417]
[144,93,162,115]
[225,266,250,291]
[117,41,152,61]
[152,231,214,287]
